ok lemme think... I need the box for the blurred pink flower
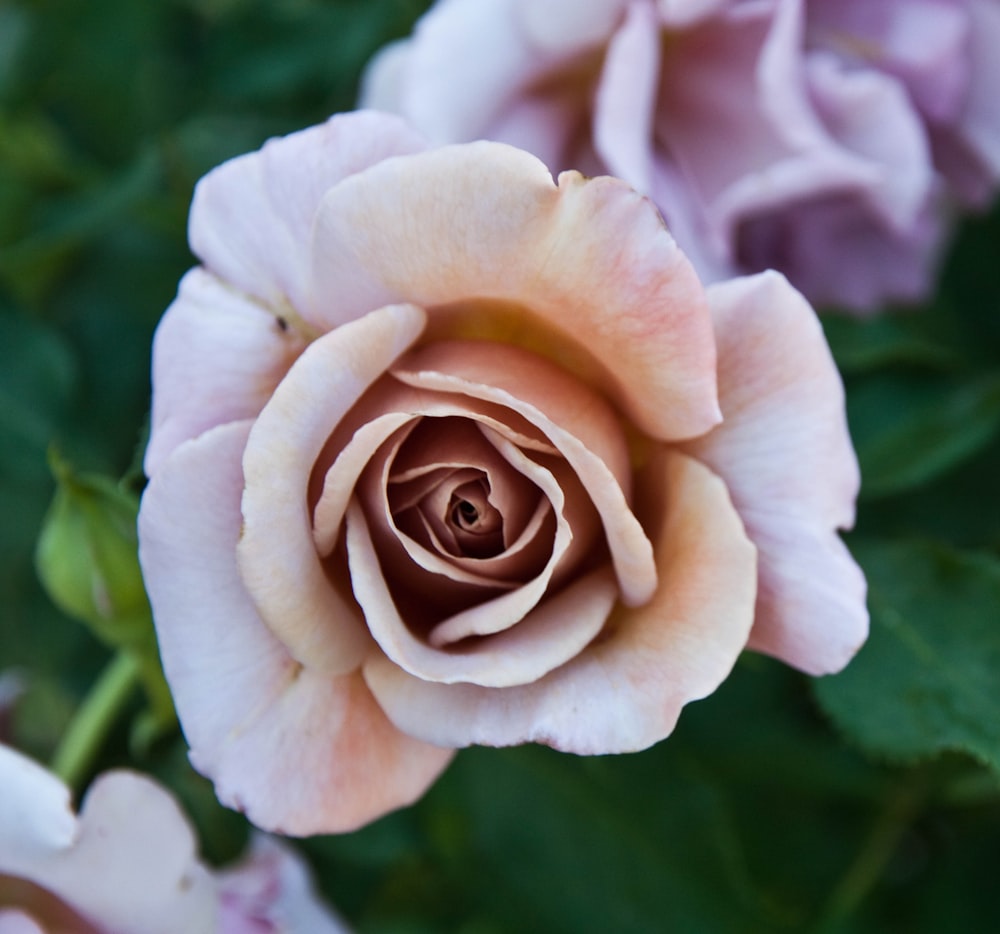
[0,745,347,933]
[137,111,866,836]
[361,0,1000,311]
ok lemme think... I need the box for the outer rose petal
[217,836,350,934]
[366,0,624,144]
[0,910,46,933]
[310,142,720,441]
[145,268,307,475]
[593,0,661,193]
[138,421,453,835]
[188,111,426,323]
[655,0,877,250]
[736,192,945,311]
[946,0,1000,199]
[681,271,867,674]
[238,304,427,674]
[364,450,756,753]
[0,746,215,934]
[805,50,932,229]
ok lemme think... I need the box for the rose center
[446,479,504,557]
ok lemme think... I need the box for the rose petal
[238,304,427,674]
[681,271,868,674]
[0,746,215,934]
[0,909,46,934]
[312,383,557,560]
[217,835,350,934]
[656,0,730,28]
[736,192,945,311]
[352,430,598,655]
[364,422,565,596]
[806,0,970,124]
[364,449,757,752]
[593,0,661,193]
[948,0,1000,196]
[188,111,426,322]
[806,50,932,229]
[655,0,878,246]
[310,142,720,441]
[139,422,453,835]
[374,0,621,144]
[349,494,620,689]
[391,341,656,606]
[144,268,307,475]
[484,81,598,178]
[514,0,628,50]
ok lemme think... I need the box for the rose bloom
[0,745,347,933]
[137,110,866,835]
[361,0,1000,312]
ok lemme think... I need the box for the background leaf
[815,539,1000,772]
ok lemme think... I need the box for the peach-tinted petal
[681,271,867,674]
[238,304,427,674]
[139,422,453,835]
[349,493,620,690]
[310,142,720,441]
[313,413,417,557]
[0,746,215,934]
[391,341,656,606]
[365,449,757,753]
[593,0,661,193]
[188,111,426,323]
[145,268,307,475]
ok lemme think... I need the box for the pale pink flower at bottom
[0,745,347,934]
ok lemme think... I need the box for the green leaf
[0,147,161,304]
[815,539,1000,772]
[822,313,962,374]
[0,308,77,477]
[856,374,1000,499]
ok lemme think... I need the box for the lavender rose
[361,0,1000,311]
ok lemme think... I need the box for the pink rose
[137,111,866,835]
[361,0,1000,311]
[0,744,346,933]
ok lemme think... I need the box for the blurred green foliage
[1,0,999,931]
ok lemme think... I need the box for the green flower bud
[35,451,149,644]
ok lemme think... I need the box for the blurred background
[2,1,999,931]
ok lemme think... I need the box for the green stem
[811,775,927,933]
[51,652,140,789]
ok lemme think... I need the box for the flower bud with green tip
[35,451,175,760]
[36,450,149,640]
